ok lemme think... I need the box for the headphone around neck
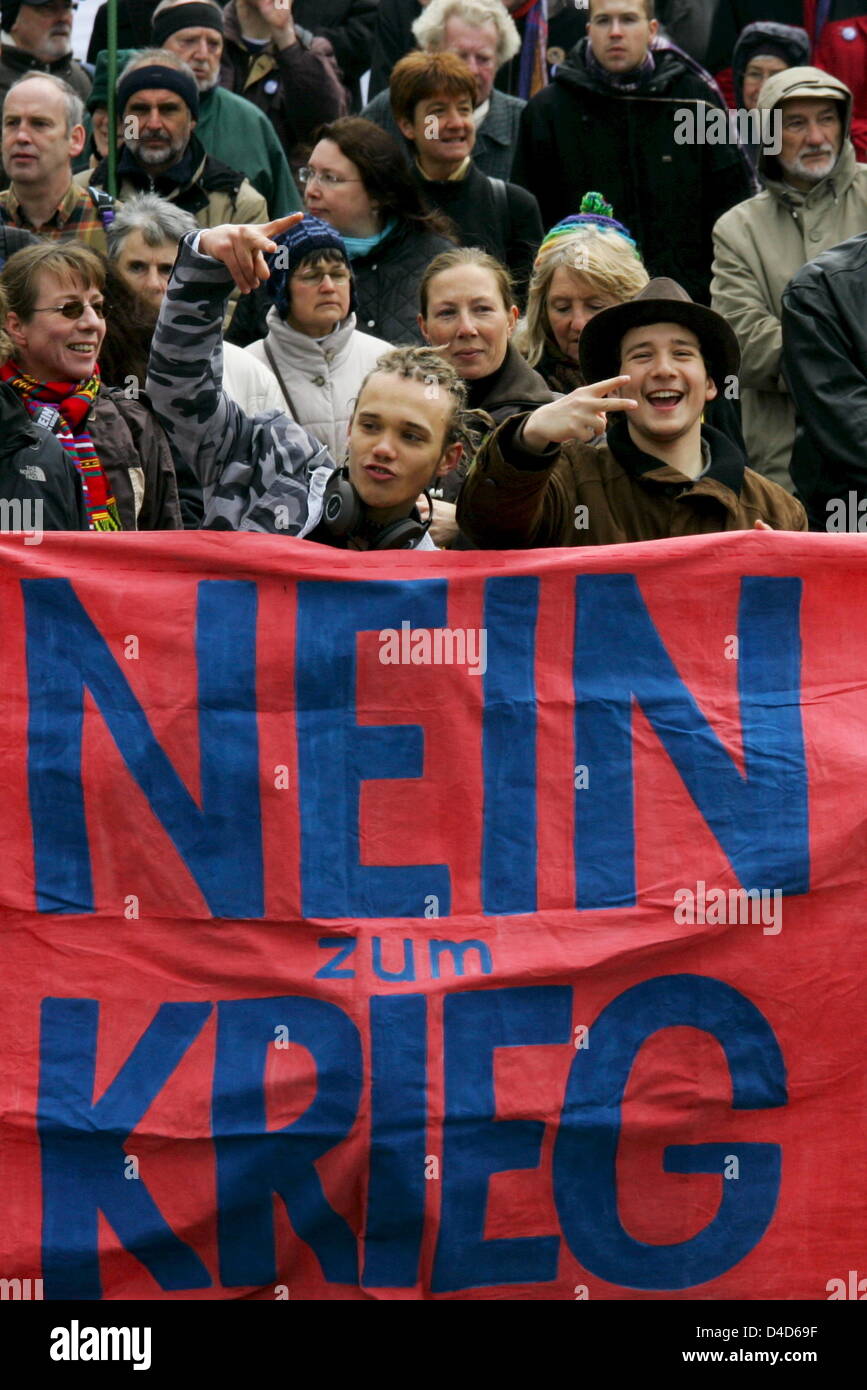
[322,466,432,550]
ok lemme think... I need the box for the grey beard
[195,73,220,93]
[129,140,182,168]
[779,149,838,185]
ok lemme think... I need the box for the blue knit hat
[265,215,357,319]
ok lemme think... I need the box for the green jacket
[194,86,301,219]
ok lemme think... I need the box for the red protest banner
[1,530,865,1300]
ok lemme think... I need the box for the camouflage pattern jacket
[147,233,436,548]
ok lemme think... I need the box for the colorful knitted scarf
[0,361,122,530]
[512,0,549,100]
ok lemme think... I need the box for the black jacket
[86,0,157,62]
[706,2,804,77]
[781,231,867,530]
[351,219,456,344]
[294,0,378,108]
[510,39,753,304]
[412,162,543,303]
[0,382,88,530]
[0,222,37,268]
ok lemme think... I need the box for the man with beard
[0,0,90,108]
[85,50,267,231]
[149,0,300,217]
[711,68,867,491]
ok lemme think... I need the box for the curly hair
[355,345,468,450]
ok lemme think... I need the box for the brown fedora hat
[578,278,741,390]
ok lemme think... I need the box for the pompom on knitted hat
[265,214,357,320]
[535,192,641,267]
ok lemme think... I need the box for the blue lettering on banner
[573,575,808,909]
[432,985,573,1292]
[553,974,786,1289]
[296,580,451,918]
[363,994,428,1288]
[36,977,785,1295]
[213,996,362,1288]
[22,579,263,917]
[38,998,212,1300]
[481,576,539,914]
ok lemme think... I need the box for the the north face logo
[19,465,46,482]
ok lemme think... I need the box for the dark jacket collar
[605,411,747,496]
[0,379,41,452]
[0,44,80,79]
[466,341,553,417]
[93,134,243,198]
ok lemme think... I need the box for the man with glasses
[0,0,91,109]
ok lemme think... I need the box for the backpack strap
[262,339,300,420]
[87,185,116,231]
[488,176,509,228]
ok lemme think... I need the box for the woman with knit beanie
[515,193,746,452]
[244,213,390,459]
[514,192,649,395]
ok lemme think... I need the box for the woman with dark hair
[227,115,457,348]
[300,116,458,344]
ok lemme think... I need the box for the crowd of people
[1,0,867,550]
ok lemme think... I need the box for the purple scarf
[584,39,656,93]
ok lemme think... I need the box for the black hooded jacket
[731,21,811,109]
[511,39,754,305]
[0,383,88,530]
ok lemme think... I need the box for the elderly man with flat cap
[0,0,90,107]
[457,279,806,547]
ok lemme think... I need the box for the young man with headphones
[147,212,465,548]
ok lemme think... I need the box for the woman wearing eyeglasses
[0,240,182,529]
[244,213,391,459]
[299,116,457,344]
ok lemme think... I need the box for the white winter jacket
[245,307,391,458]
[223,341,285,416]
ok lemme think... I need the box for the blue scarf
[342,217,398,260]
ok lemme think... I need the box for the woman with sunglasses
[0,241,181,530]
